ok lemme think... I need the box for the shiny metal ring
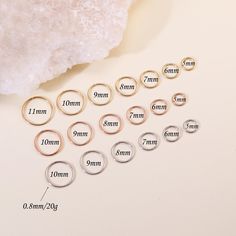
[115,76,138,96]
[34,129,64,156]
[172,93,187,106]
[150,99,169,115]
[162,63,180,79]
[22,96,54,126]
[183,119,200,133]
[140,70,160,88]
[87,83,113,106]
[99,113,123,135]
[111,141,136,163]
[56,89,85,115]
[80,150,108,175]
[45,161,76,188]
[181,57,196,71]
[162,125,182,142]
[126,106,147,125]
[67,121,93,146]
[138,132,160,151]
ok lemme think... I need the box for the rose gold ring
[34,129,64,156]
[126,106,147,125]
[99,113,123,135]
[67,121,93,146]
[150,99,169,115]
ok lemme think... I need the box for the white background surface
[0,0,236,235]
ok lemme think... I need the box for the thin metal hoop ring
[111,141,136,163]
[138,132,160,151]
[181,57,196,71]
[67,121,93,146]
[80,150,108,175]
[162,125,182,142]
[87,83,113,106]
[45,161,76,188]
[22,96,54,126]
[150,99,169,115]
[172,93,187,106]
[162,63,181,79]
[56,90,85,115]
[126,106,147,125]
[99,113,123,135]
[115,76,138,96]
[183,119,200,133]
[34,129,64,156]
[140,70,160,88]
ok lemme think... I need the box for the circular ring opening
[22,96,54,126]
[56,90,85,115]
[67,121,93,146]
[87,83,113,106]
[45,161,76,188]
[34,129,64,156]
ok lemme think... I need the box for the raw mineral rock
[0,0,133,95]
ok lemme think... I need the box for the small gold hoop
[56,90,85,115]
[181,57,196,71]
[115,76,138,96]
[87,83,113,106]
[22,96,54,126]
[140,70,160,88]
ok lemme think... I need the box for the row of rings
[22,92,187,126]
[45,119,199,187]
[22,57,195,125]
[35,119,199,156]
[34,99,188,156]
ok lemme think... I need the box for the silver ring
[162,125,182,142]
[80,150,108,175]
[45,161,76,188]
[111,141,136,163]
[138,132,160,151]
[183,119,200,133]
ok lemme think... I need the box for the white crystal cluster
[0,0,133,95]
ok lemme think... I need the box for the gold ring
[181,57,196,71]
[162,63,180,79]
[34,129,64,156]
[22,96,54,126]
[126,106,147,125]
[150,99,169,115]
[99,113,123,135]
[56,90,85,115]
[115,76,138,96]
[67,121,93,146]
[140,70,160,88]
[87,83,113,106]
